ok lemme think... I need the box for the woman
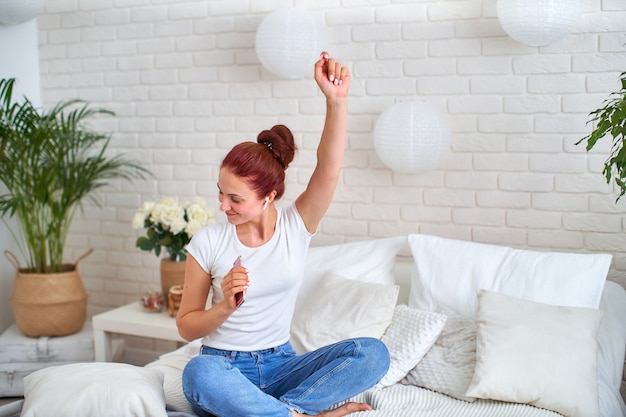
[177,52,390,417]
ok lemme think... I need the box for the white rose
[159,197,179,206]
[140,201,155,217]
[185,219,203,236]
[132,212,145,229]
[159,204,184,229]
[149,203,163,224]
[187,203,210,226]
[169,216,187,235]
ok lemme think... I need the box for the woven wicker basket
[6,249,91,337]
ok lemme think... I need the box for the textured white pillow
[376,305,446,388]
[299,236,407,307]
[22,362,167,417]
[291,271,399,354]
[403,306,477,402]
[408,234,611,318]
[466,290,602,417]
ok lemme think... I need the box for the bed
[2,233,625,417]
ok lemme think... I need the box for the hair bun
[257,124,296,169]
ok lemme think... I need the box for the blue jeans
[182,337,390,417]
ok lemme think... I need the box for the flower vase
[160,256,186,300]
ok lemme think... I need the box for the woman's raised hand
[314,52,350,100]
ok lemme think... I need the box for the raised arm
[295,52,351,233]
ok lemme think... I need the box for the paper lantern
[255,8,328,79]
[373,101,451,175]
[0,0,45,25]
[497,0,582,47]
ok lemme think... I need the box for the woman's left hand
[314,52,350,100]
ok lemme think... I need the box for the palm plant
[576,71,626,202]
[0,78,148,273]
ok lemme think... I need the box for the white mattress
[2,269,624,417]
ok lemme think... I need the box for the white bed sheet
[349,384,561,417]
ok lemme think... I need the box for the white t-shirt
[186,204,314,351]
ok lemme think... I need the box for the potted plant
[132,196,216,298]
[576,71,626,202]
[0,78,148,336]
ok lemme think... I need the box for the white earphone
[262,196,269,210]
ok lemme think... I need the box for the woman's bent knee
[355,337,390,379]
[182,355,222,401]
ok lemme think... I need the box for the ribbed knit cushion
[403,306,477,402]
[376,305,447,388]
[146,354,193,413]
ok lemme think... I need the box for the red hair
[221,125,296,200]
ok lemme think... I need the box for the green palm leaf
[0,78,150,272]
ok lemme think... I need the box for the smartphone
[233,255,246,308]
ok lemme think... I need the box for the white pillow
[299,236,407,307]
[403,306,477,402]
[375,305,446,388]
[291,271,399,354]
[597,281,626,417]
[408,233,611,318]
[22,362,167,417]
[466,290,602,417]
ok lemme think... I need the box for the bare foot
[292,402,373,417]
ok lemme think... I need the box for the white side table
[92,302,186,362]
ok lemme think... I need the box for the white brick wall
[34,0,626,315]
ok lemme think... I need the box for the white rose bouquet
[132,197,216,260]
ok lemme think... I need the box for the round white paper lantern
[497,0,582,47]
[373,101,451,175]
[255,8,328,79]
[0,0,45,25]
